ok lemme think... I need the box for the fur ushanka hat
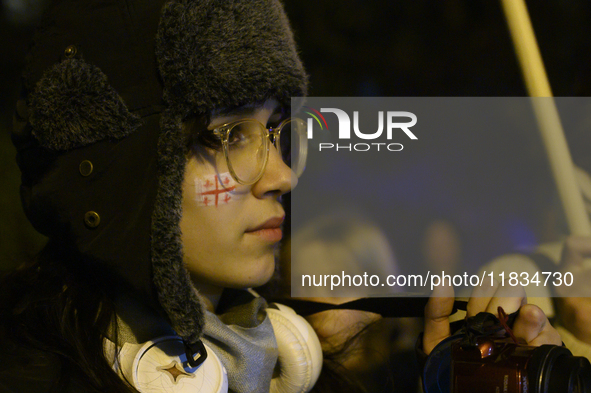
[12,0,307,350]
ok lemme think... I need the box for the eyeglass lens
[227,122,267,183]
[226,119,306,183]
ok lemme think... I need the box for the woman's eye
[193,132,224,152]
[228,124,259,148]
[228,130,248,146]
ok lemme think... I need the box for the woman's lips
[246,216,284,242]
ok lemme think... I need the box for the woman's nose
[251,144,296,198]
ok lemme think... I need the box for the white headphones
[109,304,323,393]
[267,303,323,393]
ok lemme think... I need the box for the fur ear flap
[29,58,141,151]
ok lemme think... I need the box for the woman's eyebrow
[214,106,257,117]
[215,105,283,118]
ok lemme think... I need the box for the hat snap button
[84,211,100,228]
[79,160,93,176]
[64,45,77,58]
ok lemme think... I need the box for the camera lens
[424,337,591,393]
[549,357,591,393]
[528,345,591,393]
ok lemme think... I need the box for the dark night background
[1,0,591,273]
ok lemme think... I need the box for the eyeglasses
[210,117,308,185]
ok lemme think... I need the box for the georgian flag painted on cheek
[195,172,237,207]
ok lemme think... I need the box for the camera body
[451,336,543,392]
[423,313,591,393]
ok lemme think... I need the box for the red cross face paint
[194,172,237,207]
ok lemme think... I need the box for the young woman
[0,0,562,392]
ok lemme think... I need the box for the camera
[423,311,591,393]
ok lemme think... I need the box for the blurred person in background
[288,211,421,392]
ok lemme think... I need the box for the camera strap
[271,297,467,318]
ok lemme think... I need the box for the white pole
[500,0,591,236]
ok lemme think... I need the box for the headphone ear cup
[120,337,228,393]
[267,304,323,393]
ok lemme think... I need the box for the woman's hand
[555,236,591,345]
[423,282,562,355]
